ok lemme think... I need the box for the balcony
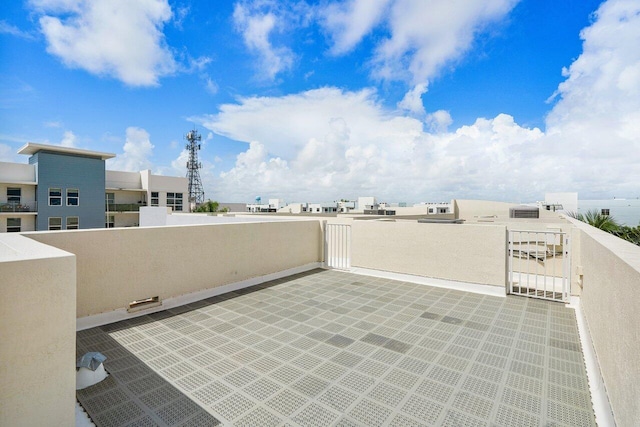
[0,201,37,213]
[2,216,638,426]
[105,203,145,212]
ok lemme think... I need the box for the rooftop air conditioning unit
[510,206,539,219]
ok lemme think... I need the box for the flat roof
[76,270,596,426]
[18,142,115,160]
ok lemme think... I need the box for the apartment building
[0,143,188,232]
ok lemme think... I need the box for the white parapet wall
[349,221,508,287]
[26,220,323,318]
[566,217,640,427]
[0,234,76,427]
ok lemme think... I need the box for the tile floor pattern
[76,269,596,426]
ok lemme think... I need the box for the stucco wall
[350,221,508,286]
[27,221,323,318]
[0,234,76,427]
[570,219,640,427]
[0,162,36,183]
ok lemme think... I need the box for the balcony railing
[105,203,146,212]
[0,201,37,213]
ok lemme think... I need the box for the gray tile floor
[77,269,596,426]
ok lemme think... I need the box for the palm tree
[567,210,639,246]
[580,209,621,233]
[614,225,640,246]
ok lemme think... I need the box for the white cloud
[200,87,543,202]
[319,0,518,86]
[60,130,76,147]
[107,127,154,171]
[233,2,294,81]
[0,20,36,40]
[542,0,640,196]
[0,144,14,162]
[205,76,219,95]
[199,0,639,203]
[397,83,427,116]
[30,0,177,86]
[426,110,453,133]
[320,0,391,55]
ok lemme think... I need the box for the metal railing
[105,203,145,212]
[325,224,351,270]
[0,201,37,213]
[508,230,570,302]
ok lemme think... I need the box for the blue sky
[1,0,639,203]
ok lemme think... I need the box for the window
[167,192,183,211]
[106,215,114,228]
[7,188,21,205]
[7,218,21,233]
[105,192,114,206]
[151,192,159,206]
[48,217,62,230]
[66,216,79,230]
[601,209,610,216]
[67,188,79,206]
[49,188,62,206]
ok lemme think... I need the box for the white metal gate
[325,224,351,270]
[508,230,570,302]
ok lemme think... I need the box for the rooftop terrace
[77,269,595,426]
[2,203,639,426]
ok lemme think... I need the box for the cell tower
[185,129,205,206]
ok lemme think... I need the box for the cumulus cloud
[397,83,428,116]
[201,0,640,203]
[30,0,177,86]
[200,87,542,202]
[543,0,640,197]
[107,127,154,171]
[233,1,295,81]
[426,110,453,133]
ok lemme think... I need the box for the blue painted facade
[30,151,106,230]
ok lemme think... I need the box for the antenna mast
[185,129,205,206]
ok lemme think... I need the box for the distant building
[542,192,640,226]
[0,143,188,232]
[247,198,285,212]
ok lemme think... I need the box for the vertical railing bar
[507,230,513,294]
[337,225,342,269]
[518,231,523,296]
[340,225,344,269]
[328,224,332,268]
[347,225,351,269]
[336,224,340,269]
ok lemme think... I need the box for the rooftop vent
[127,296,161,313]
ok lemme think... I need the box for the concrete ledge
[564,216,640,426]
[568,297,615,427]
[0,234,76,427]
[348,266,506,298]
